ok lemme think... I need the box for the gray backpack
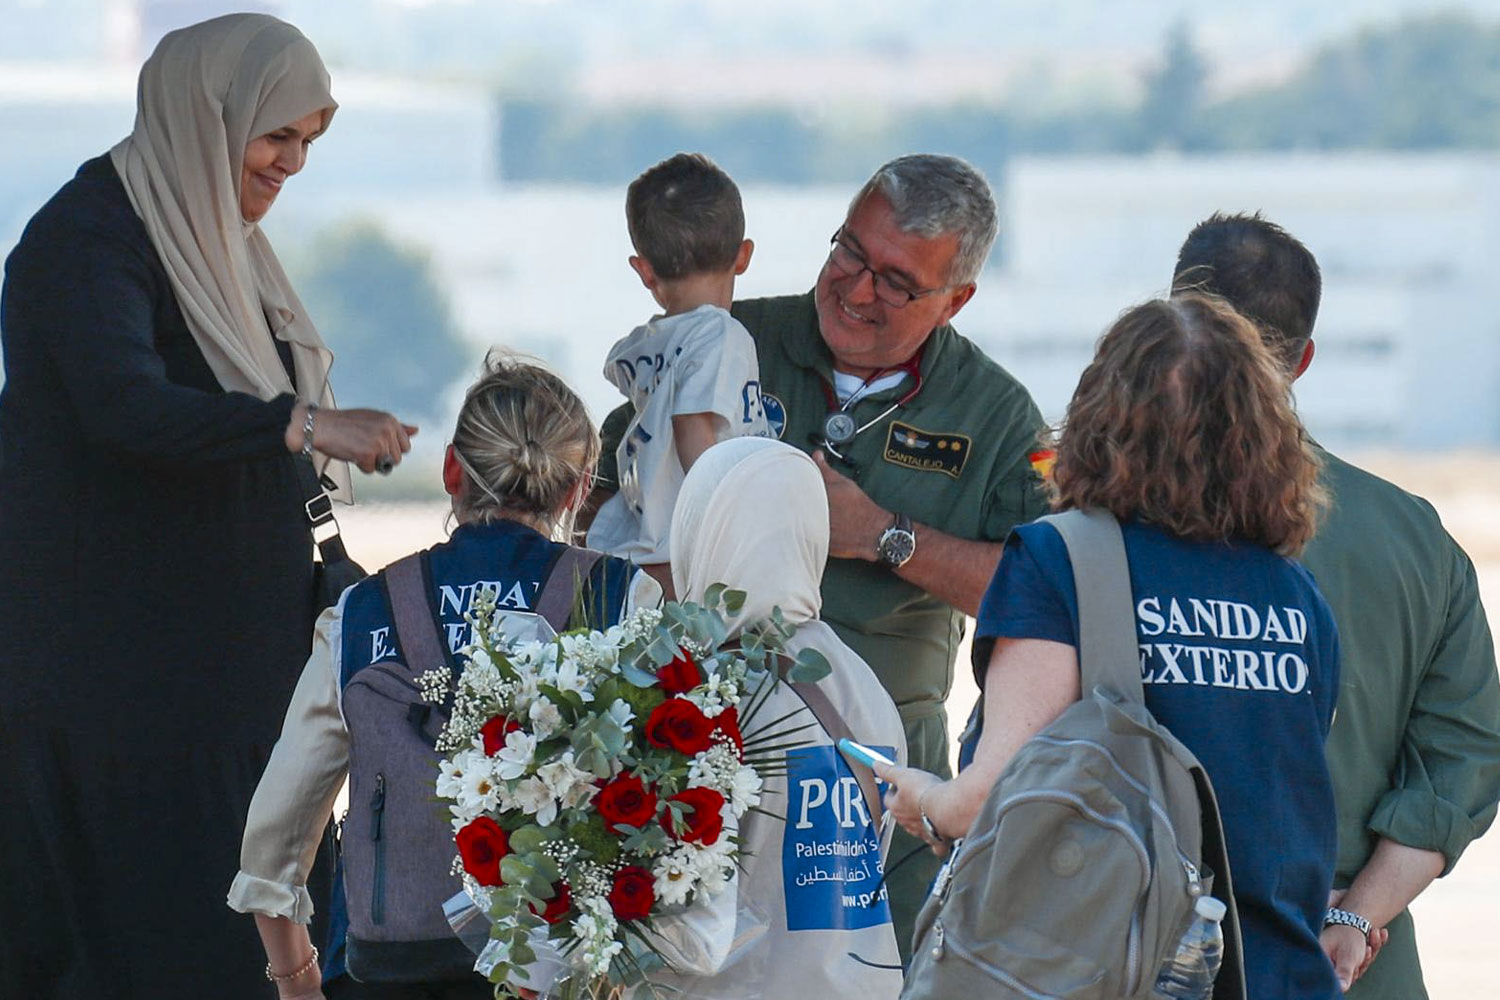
[339,546,603,983]
[902,510,1247,1000]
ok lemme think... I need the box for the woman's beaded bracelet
[301,402,318,458]
[265,944,319,984]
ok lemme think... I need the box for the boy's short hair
[626,153,745,281]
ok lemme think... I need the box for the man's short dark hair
[626,153,744,281]
[1172,212,1322,370]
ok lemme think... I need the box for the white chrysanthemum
[436,753,469,802]
[451,753,500,817]
[729,765,763,815]
[651,848,697,908]
[692,837,736,896]
[492,729,537,780]
[528,696,563,739]
[512,775,558,826]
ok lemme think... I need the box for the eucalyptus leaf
[620,660,661,688]
[788,646,832,683]
[722,588,746,614]
[499,855,534,886]
[533,853,562,883]
[508,825,547,854]
[645,626,681,666]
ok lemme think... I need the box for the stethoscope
[817,350,925,461]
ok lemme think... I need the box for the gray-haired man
[598,154,1049,958]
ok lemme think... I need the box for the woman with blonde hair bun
[878,293,1345,998]
[232,352,661,999]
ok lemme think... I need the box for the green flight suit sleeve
[1366,542,1500,875]
[977,431,1050,541]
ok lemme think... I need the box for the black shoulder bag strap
[1040,508,1248,1000]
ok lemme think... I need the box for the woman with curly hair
[878,293,1343,998]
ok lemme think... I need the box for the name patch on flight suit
[882,421,970,479]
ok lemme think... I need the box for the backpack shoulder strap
[536,546,607,631]
[381,552,448,674]
[777,661,883,828]
[1037,508,1143,704]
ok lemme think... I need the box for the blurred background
[4,2,1499,991]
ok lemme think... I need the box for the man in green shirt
[1173,213,1500,998]
[594,155,1049,958]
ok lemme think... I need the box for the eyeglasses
[826,230,950,308]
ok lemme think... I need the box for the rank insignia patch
[883,421,971,479]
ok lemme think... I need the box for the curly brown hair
[1051,293,1325,555]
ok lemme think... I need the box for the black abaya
[0,156,320,998]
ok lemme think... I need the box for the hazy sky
[7,0,1500,94]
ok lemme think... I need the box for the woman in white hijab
[654,437,908,999]
[0,14,413,999]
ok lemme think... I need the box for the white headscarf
[109,13,349,496]
[670,437,826,634]
[669,437,874,690]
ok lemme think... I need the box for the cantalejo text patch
[883,421,970,479]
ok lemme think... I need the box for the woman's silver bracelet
[301,402,318,458]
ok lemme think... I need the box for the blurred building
[972,155,1500,449]
[0,63,496,245]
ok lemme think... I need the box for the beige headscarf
[669,438,875,699]
[670,437,826,634]
[110,13,349,497]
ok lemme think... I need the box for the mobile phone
[837,738,895,770]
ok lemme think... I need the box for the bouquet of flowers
[422,585,829,998]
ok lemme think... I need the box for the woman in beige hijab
[652,437,908,999]
[0,14,413,999]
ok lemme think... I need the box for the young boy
[586,153,771,592]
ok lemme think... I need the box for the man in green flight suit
[593,154,1049,959]
[1173,213,1500,999]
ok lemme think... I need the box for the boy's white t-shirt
[587,304,771,563]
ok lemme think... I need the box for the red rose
[656,649,701,694]
[608,865,656,922]
[660,786,726,845]
[480,715,521,755]
[714,707,744,757]
[644,698,715,755]
[595,773,659,832]
[455,816,509,887]
[530,881,572,924]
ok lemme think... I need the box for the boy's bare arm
[672,412,725,472]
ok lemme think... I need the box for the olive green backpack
[902,509,1247,1000]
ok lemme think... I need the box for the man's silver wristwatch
[1323,907,1372,936]
[876,513,917,568]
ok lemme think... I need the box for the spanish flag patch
[1028,448,1057,481]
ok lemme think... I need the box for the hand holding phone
[837,737,894,770]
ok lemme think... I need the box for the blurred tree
[1137,20,1208,151]
[296,221,469,421]
[1207,13,1500,150]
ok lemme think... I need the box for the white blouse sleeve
[226,602,351,922]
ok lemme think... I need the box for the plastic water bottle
[1152,895,1227,999]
